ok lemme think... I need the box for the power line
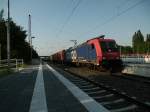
[116,0,133,15]
[77,0,147,37]
[117,0,133,9]
[117,0,146,16]
[56,0,82,38]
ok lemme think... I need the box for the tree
[132,30,145,54]
[132,32,137,52]
[146,34,150,54]
[118,45,133,55]
[0,18,7,59]
[0,9,4,21]
[0,11,38,62]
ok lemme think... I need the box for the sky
[0,0,150,56]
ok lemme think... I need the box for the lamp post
[31,36,35,63]
[7,0,10,68]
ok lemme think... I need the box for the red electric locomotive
[49,35,123,72]
[87,35,123,72]
[71,35,123,72]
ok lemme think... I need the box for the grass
[21,64,28,68]
[0,64,30,79]
[0,68,14,78]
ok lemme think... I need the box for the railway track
[55,67,150,112]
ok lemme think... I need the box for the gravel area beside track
[54,64,150,104]
[90,74,150,103]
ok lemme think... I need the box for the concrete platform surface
[0,63,109,112]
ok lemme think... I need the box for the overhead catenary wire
[55,0,147,52]
[117,0,133,9]
[116,0,147,17]
[77,0,147,38]
[116,0,133,15]
[56,0,82,38]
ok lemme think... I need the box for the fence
[121,56,150,64]
[0,59,24,70]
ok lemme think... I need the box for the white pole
[28,14,31,45]
[28,14,32,63]
[7,0,10,68]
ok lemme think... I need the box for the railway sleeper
[110,104,137,112]
[56,65,150,111]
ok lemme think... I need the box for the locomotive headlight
[103,57,106,60]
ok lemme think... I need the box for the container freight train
[50,36,123,72]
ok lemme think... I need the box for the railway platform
[41,64,110,112]
[0,62,110,112]
[41,64,88,112]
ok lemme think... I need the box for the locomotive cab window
[100,41,118,52]
[100,42,107,53]
[108,41,118,52]
[91,44,95,49]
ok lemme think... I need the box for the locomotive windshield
[100,41,118,53]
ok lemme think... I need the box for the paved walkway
[0,63,109,112]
